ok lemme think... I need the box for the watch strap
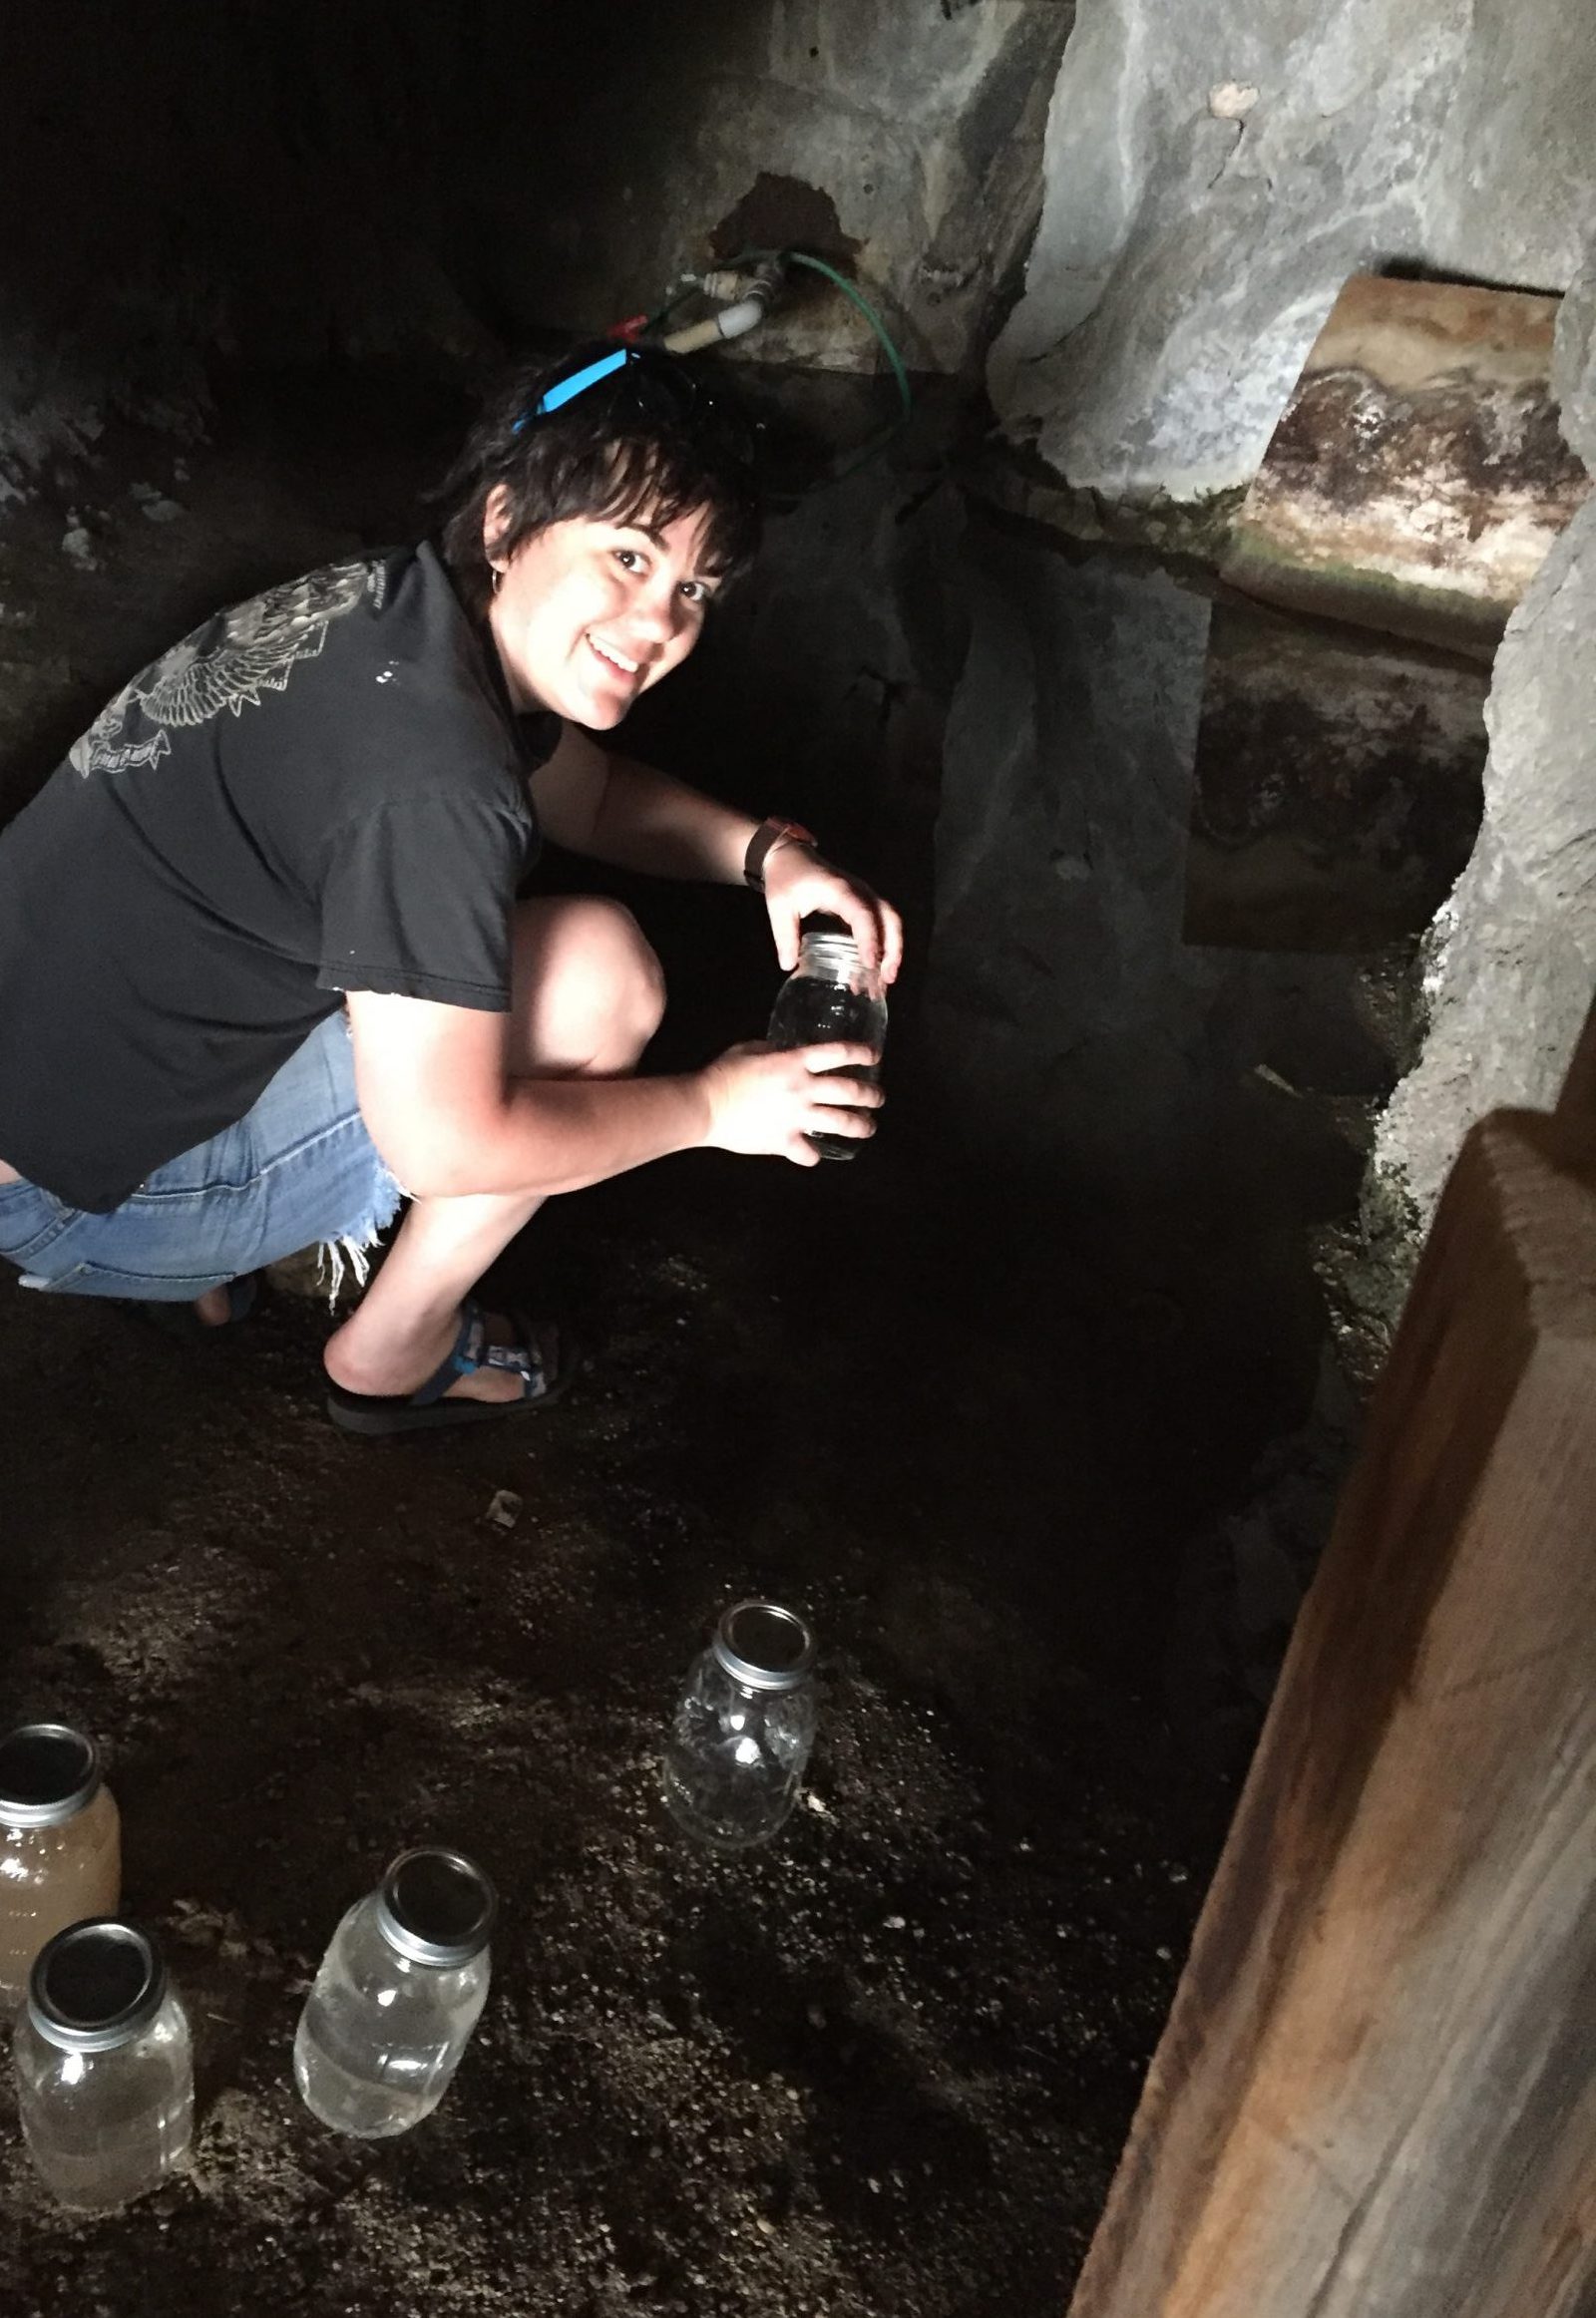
[743,817,817,890]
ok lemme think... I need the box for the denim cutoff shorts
[0,1010,404,1303]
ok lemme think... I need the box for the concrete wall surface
[991,0,1596,501]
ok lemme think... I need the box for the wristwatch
[743,817,818,891]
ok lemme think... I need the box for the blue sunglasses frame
[523,346,635,424]
[509,343,759,473]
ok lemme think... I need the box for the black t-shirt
[0,543,556,1211]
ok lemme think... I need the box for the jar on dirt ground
[663,1600,819,1850]
[293,1847,496,2137]
[0,1724,121,2010]
[15,1918,193,2210]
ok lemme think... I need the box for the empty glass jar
[663,1600,819,1850]
[766,931,888,1160]
[293,1847,496,2137]
[0,1724,122,2009]
[14,1918,193,2210]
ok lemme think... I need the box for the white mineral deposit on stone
[142,497,185,524]
[990,0,1594,500]
[61,521,96,568]
[1208,81,1259,117]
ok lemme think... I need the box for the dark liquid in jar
[766,979,885,1161]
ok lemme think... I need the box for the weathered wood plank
[1069,1109,1596,2318]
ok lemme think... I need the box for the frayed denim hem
[313,1168,407,1306]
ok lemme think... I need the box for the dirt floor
[2,1136,1218,2318]
[0,370,1347,2315]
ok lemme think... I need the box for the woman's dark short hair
[439,343,763,617]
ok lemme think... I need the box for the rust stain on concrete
[1222,275,1591,661]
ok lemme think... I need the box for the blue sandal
[325,1299,572,1437]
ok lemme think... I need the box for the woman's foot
[324,1301,555,1409]
[139,1276,257,1338]
[323,1300,570,1435]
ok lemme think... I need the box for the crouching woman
[0,344,901,1433]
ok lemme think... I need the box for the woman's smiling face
[484,497,720,728]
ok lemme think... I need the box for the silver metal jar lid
[711,1600,817,1693]
[0,1723,102,1829]
[799,931,861,966]
[27,1919,165,2054]
[375,1847,496,1968]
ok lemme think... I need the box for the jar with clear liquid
[293,1847,496,2137]
[766,931,887,1160]
[14,1919,193,2211]
[0,1725,122,2010]
[663,1600,819,1850]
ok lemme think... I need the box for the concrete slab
[1220,276,1590,660]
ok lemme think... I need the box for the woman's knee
[512,896,666,1072]
[591,900,666,1062]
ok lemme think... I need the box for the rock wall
[1373,272,1596,1219]
[929,524,1222,1203]
[924,508,1392,1284]
[0,2,1066,499]
[509,0,1069,378]
[0,6,509,494]
[990,0,1596,501]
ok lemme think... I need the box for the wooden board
[1069,1108,1596,2317]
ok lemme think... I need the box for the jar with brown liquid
[0,1726,122,2009]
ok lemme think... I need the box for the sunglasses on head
[513,345,759,466]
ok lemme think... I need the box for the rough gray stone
[523,0,1071,378]
[925,511,1392,1227]
[993,0,1596,500]
[0,4,1071,500]
[1552,270,1596,467]
[927,519,1222,1196]
[1374,280,1596,1218]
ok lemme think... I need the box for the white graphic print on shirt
[70,558,386,778]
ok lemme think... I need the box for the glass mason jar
[0,1724,122,2010]
[293,1847,496,2138]
[766,931,888,1160]
[14,1918,194,2211]
[662,1600,819,1851]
